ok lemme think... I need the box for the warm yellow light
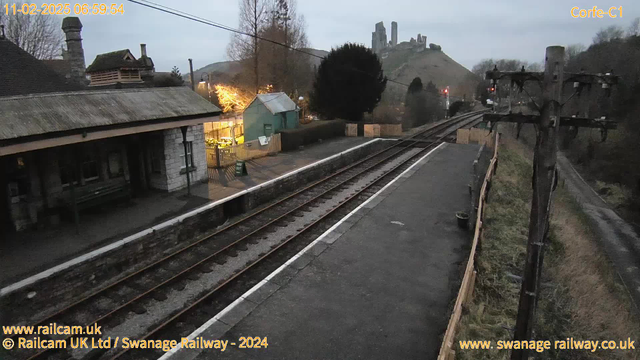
[228,121,234,127]
[214,83,274,113]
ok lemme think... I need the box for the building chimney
[140,43,147,57]
[61,17,86,85]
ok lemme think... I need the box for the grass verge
[454,135,640,360]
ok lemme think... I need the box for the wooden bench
[65,181,131,212]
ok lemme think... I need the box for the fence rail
[437,131,500,360]
[206,133,281,170]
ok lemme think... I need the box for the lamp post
[298,96,305,121]
[199,73,211,102]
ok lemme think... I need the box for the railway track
[6,110,485,360]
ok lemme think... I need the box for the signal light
[443,88,448,94]
[490,87,495,92]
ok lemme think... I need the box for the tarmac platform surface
[167,142,482,360]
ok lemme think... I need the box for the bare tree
[565,43,585,64]
[227,0,268,93]
[0,0,63,59]
[593,25,624,44]
[260,0,310,94]
[227,0,311,96]
[628,17,640,37]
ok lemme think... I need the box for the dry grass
[455,132,640,360]
[547,190,640,360]
[593,180,633,210]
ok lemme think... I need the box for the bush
[363,104,402,124]
[278,120,346,151]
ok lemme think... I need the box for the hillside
[381,44,479,99]
[189,46,478,100]
[184,60,243,84]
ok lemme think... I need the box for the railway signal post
[484,46,618,360]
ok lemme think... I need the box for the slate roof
[249,92,298,115]
[42,59,72,79]
[0,36,83,97]
[86,49,152,73]
[0,87,221,141]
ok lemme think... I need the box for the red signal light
[490,87,495,92]
[443,89,448,94]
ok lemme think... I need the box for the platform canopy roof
[0,87,221,155]
[249,92,298,115]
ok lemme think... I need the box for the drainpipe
[181,126,191,195]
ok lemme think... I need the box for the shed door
[264,124,273,137]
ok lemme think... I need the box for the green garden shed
[243,92,299,141]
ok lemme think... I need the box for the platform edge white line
[157,142,445,360]
[1,139,385,297]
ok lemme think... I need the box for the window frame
[179,141,194,170]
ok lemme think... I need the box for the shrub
[278,120,346,151]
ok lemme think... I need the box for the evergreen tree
[309,43,387,121]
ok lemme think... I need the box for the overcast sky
[57,0,639,72]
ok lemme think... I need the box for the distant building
[242,93,299,142]
[85,45,155,87]
[391,21,398,47]
[371,22,388,54]
[370,21,427,55]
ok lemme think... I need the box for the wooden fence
[206,133,281,169]
[437,131,500,360]
[456,128,493,145]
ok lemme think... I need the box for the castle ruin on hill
[371,21,427,55]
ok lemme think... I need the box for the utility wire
[127,0,410,87]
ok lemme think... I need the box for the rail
[10,111,486,360]
[437,130,500,360]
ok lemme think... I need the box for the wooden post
[68,160,79,234]
[511,46,564,360]
[215,144,221,168]
[188,58,195,91]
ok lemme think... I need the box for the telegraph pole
[188,58,195,91]
[483,46,618,360]
[511,46,563,360]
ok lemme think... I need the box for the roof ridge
[0,87,184,101]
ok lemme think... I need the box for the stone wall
[163,124,207,191]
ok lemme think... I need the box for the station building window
[7,156,29,202]
[180,142,194,169]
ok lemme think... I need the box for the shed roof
[0,87,221,141]
[0,37,83,96]
[249,92,297,115]
[86,49,151,73]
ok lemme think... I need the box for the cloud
[60,0,638,71]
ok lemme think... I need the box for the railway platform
[166,142,482,360]
[0,137,375,286]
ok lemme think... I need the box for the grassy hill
[381,45,479,100]
[189,46,478,100]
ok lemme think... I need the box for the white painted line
[1,139,385,298]
[158,142,446,360]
